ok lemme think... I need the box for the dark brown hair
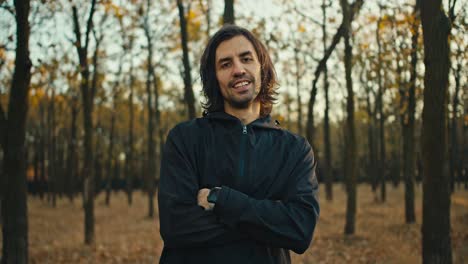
[200,25,278,117]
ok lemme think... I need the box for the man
[158,25,319,264]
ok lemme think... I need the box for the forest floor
[5,183,468,263]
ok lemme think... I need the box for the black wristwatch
[207,187,221,204]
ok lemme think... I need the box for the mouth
[231,79,252,92]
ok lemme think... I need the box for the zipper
[238,125,247,178]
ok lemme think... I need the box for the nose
[232,59,246,77]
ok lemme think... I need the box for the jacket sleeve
[158,126,244,248]
[212,139,320,254]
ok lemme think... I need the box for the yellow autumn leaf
[298,24,306,33]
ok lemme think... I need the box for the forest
[0,0,467,263]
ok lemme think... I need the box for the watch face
[208,188,220,203]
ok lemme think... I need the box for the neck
[224,102,261,125]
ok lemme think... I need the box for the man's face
[215,35,262,110]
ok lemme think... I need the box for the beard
[224,74,261,109]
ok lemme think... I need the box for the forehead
[215,35,258,61]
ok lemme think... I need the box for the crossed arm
[158,128,319,254]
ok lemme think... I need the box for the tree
[340,0,358,235]
[1,0,32,262]
[321,0,333,201]
[125,36,135,207]
[449,34,463,192]
[71,0,98,245]
[142,0,159,218]
[46,74,57,207]
[305,0,363,149]
[293,47,303,136]
[223,0,234,25]
[65,86,79,203]
[359,54,378,194]
[106,47,123,206]
[177,0,196,120]
[375,5,386,203]
[420,0,453,262]
[402,0,419,223]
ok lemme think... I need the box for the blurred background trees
[0,0,466,262]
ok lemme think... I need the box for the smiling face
[215,35,262,112]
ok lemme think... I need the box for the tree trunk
[106,49,123,206]
[322,0,332,201]
[66,96,78,203]
[223,0,234,25]
[143,0,157,218]
[341,0,357,235]
[151,65,161,205]
[106,102,116,206]
[1,0,32,262]
[38,100,46,200]
[464,80,468,189]
[71,0,98,245]
[421,0,452,262]
[294,47,303,136]
[32,131,40,196]
[177,0,196,120]
[47,87,57,207]
[403,1,419,224]
[126,49,135,206]
[449,50,461,192]
[361,65,378,194]
[376,13,386,203]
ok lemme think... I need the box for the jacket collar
[204,111,281,130]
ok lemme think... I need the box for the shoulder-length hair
[200,25,278,117]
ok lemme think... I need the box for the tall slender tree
[306,0,364,148]
[106,55,122,206]
[402,0,420,224]
[66,92,79,203]
[340,0,358,235]
[449,42,462,192]
[143,0,158,218]
[421,0,453,262]
[71,0,98,244]
[125,36,135,206]
[322,0,333,201]
[46,83,57,207]
[376,5,386,202]
[1,0,32,262]
[177,0,196,120]
[360,58,378,194]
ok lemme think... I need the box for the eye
[220,62,231,69]
[242,57,253,63]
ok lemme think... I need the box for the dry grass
[3,183,467,263]
[292,184,468,264]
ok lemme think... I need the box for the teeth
[234,81,249,88]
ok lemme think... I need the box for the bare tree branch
[84,0,97,54]
[0,2,14,17]
[293,6,322,26]
[449,0,458,23]
[306,0,364,141]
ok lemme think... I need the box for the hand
[198,188,214,211]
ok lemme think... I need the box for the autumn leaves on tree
[0,0,466,263]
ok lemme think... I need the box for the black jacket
[158,112,319,264]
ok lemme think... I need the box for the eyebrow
[217,51,254,65]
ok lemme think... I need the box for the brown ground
[5,183,468,263]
